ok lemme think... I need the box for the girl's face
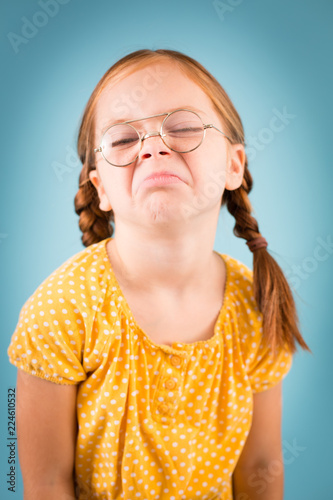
[89,61,245,227]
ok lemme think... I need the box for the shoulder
[8,238,113,384]
[218,252,263,351]
[219,253,261,321]
[221,253,254,290]
[20,238,112,314]
[219,253,293,391]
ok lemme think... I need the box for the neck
[107,211,221,296]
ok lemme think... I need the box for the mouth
[144,170,184,181]
[141,171,186,187]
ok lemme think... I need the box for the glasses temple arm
[204,124,233,143]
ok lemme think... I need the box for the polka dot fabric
[7,237,293,500]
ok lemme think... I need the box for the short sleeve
[245,330,293,392]
[7,278,87,385]
[224,254,294,393]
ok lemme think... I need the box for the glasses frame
[93,108,233,167]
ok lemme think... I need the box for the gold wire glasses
[93,108,232,167]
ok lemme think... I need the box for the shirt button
[165,378,177,390]
[159,403,170,414]
[170,355,182,367]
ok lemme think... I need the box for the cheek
[99,167,133,203]
[201,170,227,204]
[188,147,227,195]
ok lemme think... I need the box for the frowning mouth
[142,171,186,187]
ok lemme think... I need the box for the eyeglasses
[93,108,232,167]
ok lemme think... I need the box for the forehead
[94,61,217,135]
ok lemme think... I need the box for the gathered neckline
[101,237,231,352]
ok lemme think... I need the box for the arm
[232,381,284,500]
[16,370,78,500]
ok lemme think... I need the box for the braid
[222,160,258,241]
[74,163,114,247]
[222,158,310,354]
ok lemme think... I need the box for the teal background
[1,0,332,498]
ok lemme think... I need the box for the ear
[225,143,246,191]
[88,169,112,211]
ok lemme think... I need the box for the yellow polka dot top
[7,237,293,500]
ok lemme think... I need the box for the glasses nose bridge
[136,112,167,143]
[141,130,164,143]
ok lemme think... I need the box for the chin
[143,197,180,225]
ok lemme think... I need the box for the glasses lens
[162,110,204,153]
[101,124,140,166]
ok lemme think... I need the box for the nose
[139,131,171,160]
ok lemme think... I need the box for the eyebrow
[99,106,209,135]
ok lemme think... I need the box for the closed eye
[111,137,139,147]
[168,127,203,134]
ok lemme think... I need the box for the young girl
[8,49,309,500]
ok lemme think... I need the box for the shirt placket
[151,351,191,425]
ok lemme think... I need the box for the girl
[8,49,309,500]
